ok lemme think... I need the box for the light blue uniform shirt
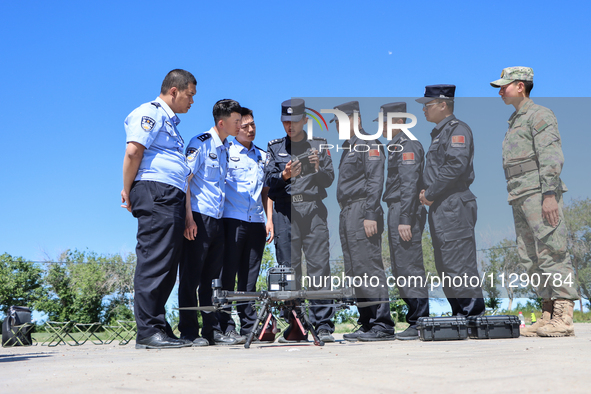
[186,127,229,219]
[223,139,267,223]
[124,97,190,191]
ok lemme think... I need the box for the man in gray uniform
[264,99,335,342]
[378,102,429,340]
[334,101,395,342]
[417,85,485,317]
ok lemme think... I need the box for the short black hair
[514,80,534,97]
[213,99,241,124]
[160,69,197,94]
[240,107,253,118]
[437,99,454,113]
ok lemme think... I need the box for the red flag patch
[369,149,380,157]
[451,135,466,147]
[402,152,415,161]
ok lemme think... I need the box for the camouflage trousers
[511,191,578,300]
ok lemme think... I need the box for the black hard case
[467,315,521,339]
[417,316,468,341]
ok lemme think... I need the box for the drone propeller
[176,301,261,313]
[175,306,230,313]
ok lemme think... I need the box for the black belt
[338,197,366,210]
[504,160,538,180]
[276,194,320,204]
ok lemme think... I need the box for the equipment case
[417,316,468,341]
[467,315,520,339]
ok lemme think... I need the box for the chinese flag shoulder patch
[452,135,465,144]
[402,152,415,161]
[368,149,380,157]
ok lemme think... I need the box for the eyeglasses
[423,102,439,109]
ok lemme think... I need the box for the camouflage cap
[490,67,534,87]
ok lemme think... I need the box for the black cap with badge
[281,99,306,122]
[330,100,360,123]
[373,102,407,122]
[415,84,456,104]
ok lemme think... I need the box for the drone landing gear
[245,299,325,348]
[284,309,324,347]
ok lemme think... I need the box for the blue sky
[1,0,590,263]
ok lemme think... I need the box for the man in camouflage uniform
[491,67,578,337]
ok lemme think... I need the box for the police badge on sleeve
[186,148,198,162]
[141,116,156,132]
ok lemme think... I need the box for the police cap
[281,99,306,122]
[415,85,456,104]
[373,102,407,122]
[330,100,360,123]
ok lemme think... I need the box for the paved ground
[2,324,590,393]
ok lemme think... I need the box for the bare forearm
[122,142,145,193]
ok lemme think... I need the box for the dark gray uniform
[337,131,394,332]
[384,133,429,326]
[423,115,485,316]
[265,133,335,332]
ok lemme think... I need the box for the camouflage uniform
[501,98,577,301]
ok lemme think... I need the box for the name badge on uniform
[278,153,289,157]
[209,153,217,160]
[141,116,155,132]
[230,156,240,162]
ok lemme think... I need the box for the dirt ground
[2,324,590,393]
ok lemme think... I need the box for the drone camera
[267,265,297,291]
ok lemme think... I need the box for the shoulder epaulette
[150,102,161,108]
[197,133,212,142]
[268,138,283,145]
[312,136,327,142]
[449,119,459,126]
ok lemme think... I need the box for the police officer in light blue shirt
[185,124,229,219]
[125,98,189,190]
[121,69,196,350]
[217,107,274,343]
[178,99,242,346]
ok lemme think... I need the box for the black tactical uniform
[380,102,429,329]
[335,102,394,336]
[265,99,335,334]
[418,85,485,316]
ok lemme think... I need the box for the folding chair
[102,323,127,345]
[116,320,137,346]
[42,321,79,347]
[2,306,35,347]
[72,323,103,345]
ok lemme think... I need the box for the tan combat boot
[520,299,552,337]
[537,299,575,337]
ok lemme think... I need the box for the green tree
[37,249,135,324]
[255,246,277,291]
[0,253,47,316]
[483,238,526,311]
[564,198,591,311]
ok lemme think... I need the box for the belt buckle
[292,194,303,203]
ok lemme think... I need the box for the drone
[179,266,390,349]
